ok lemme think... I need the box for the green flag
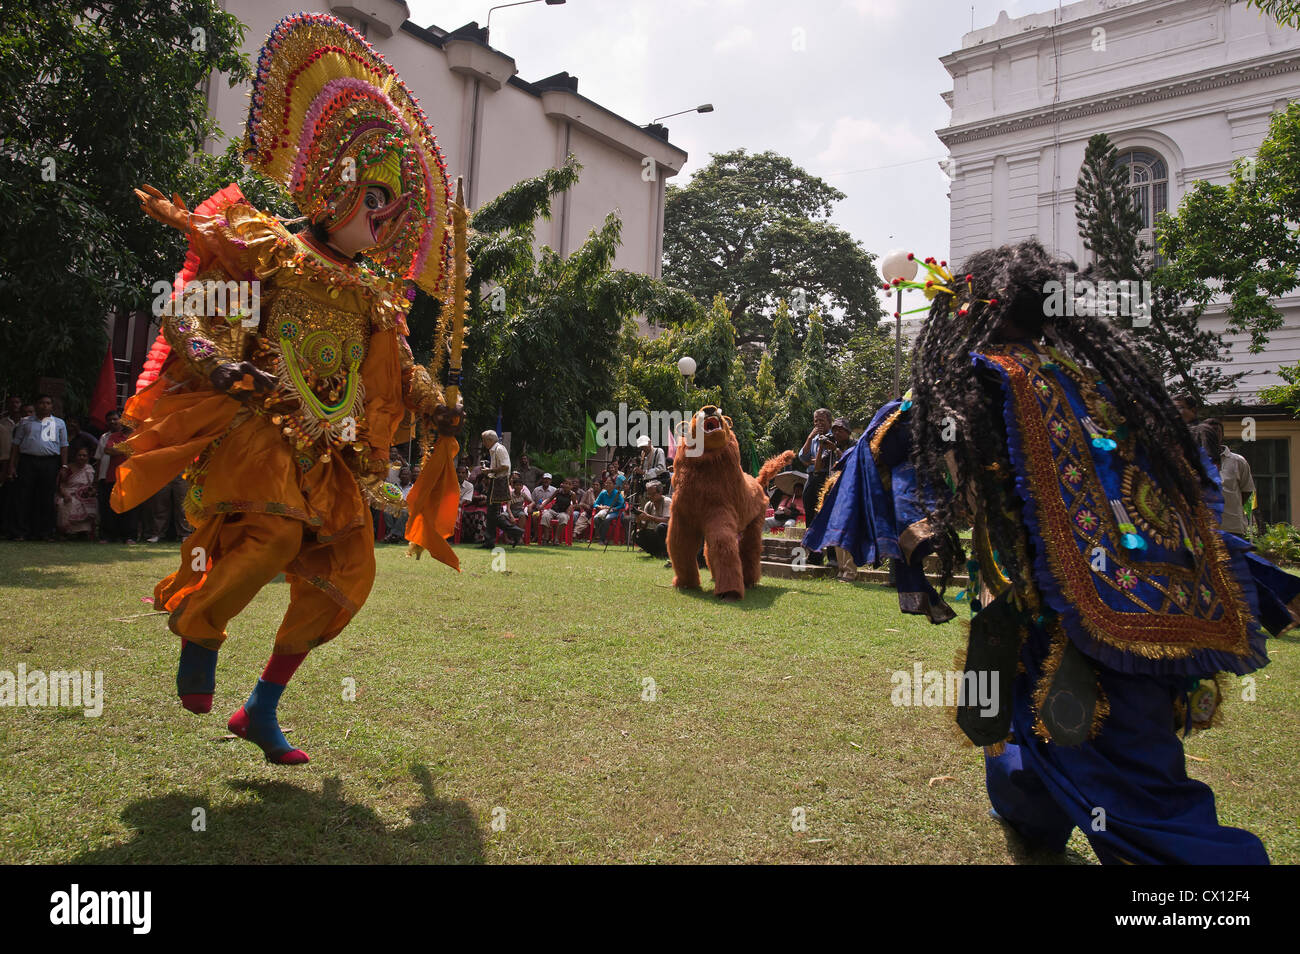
[584,413,600,458]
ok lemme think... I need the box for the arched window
[1115,150,1168,229]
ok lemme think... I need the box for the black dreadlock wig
[909,239,1212,588]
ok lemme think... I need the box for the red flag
[88,347,117,429]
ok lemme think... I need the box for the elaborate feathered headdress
[243,12,453,298]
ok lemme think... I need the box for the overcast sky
[409,0,1065,317]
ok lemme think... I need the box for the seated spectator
[592,477,625,544]
[540,477,575,543]
[56,446,98,540]
[571,478,593,538]
[507,472,532,522]
[765,486,805,532]
[458,464,474,505]
[529,472,557,539]
[460,469,490,544]
[383,466,416,542]
[634,479,671,558]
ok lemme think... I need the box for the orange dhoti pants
[157,509,376,655]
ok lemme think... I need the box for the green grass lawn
[1,538,1297,864]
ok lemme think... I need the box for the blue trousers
[985,629,1268,865]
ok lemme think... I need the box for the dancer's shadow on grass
[990,817,1094,865]
[69,765,484,864]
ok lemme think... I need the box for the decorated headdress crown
[243,12,453,297]
[881,254,999,320]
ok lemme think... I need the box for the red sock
[262,651,307,686]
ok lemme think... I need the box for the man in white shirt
[532,472,556,506]
[529,472,557,539]
[636,435,666,487]
[8,394,68,540]
[457,463,474,505]
[481,430,521,547]
[1205,419,1258,535]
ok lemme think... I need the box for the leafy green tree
[663,149,884,353]
[1158,103,1300,358]
[458,159,697,453]
[748,351,779,425]
[1259,364,1300,417]
[1074,132,1239,400]
[768,299,798,392]
[830,330,902,431]
[0,0,250,411]
[762,311,831,456]
[1242,0,1300,27]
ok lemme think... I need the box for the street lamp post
[677,356,696,451]
[485,0,566,37]
[649,104,715,125]
[879,249,918,400]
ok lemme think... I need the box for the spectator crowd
[3,394,1261,572]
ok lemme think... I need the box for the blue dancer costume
[895,243,1300,864]
[804,396,955,623]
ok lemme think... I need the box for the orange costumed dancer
[113,13,465,764]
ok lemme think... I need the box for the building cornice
[938,50,1300,147]
[945,0,1198,64]
[539,89,686,173]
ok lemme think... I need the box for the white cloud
[816,115,933,169]
[713,25,755,55]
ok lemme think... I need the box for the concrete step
[761,536,956,579]
[760,560,968,586]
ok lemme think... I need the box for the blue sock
[176,641,218,711]
[240,679,295,757]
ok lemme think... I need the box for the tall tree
[662,149,884,353]
[1076,133,1146,280]
[1158,103,1300,358]
[768,299,798,392]
[0,0,250,411]
[762,311,831,456]
[830,330,901,431]
[1074,132,1240,401]
[458,159,697,453]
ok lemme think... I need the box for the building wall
[206,0,685,277]
[939,0,1300,404]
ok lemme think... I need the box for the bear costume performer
[667,405,793,601]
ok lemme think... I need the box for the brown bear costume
[668,405,795,601]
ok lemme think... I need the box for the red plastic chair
[538,501,574,545]
[589,509,625,544]
[495,506,530,545]
[454,505,486,544]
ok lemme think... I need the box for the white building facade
[939,0,1300,401]
[939,0,1300,524]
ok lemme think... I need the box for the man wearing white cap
[636,435,666,488]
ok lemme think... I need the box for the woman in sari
[57,446,98,539]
